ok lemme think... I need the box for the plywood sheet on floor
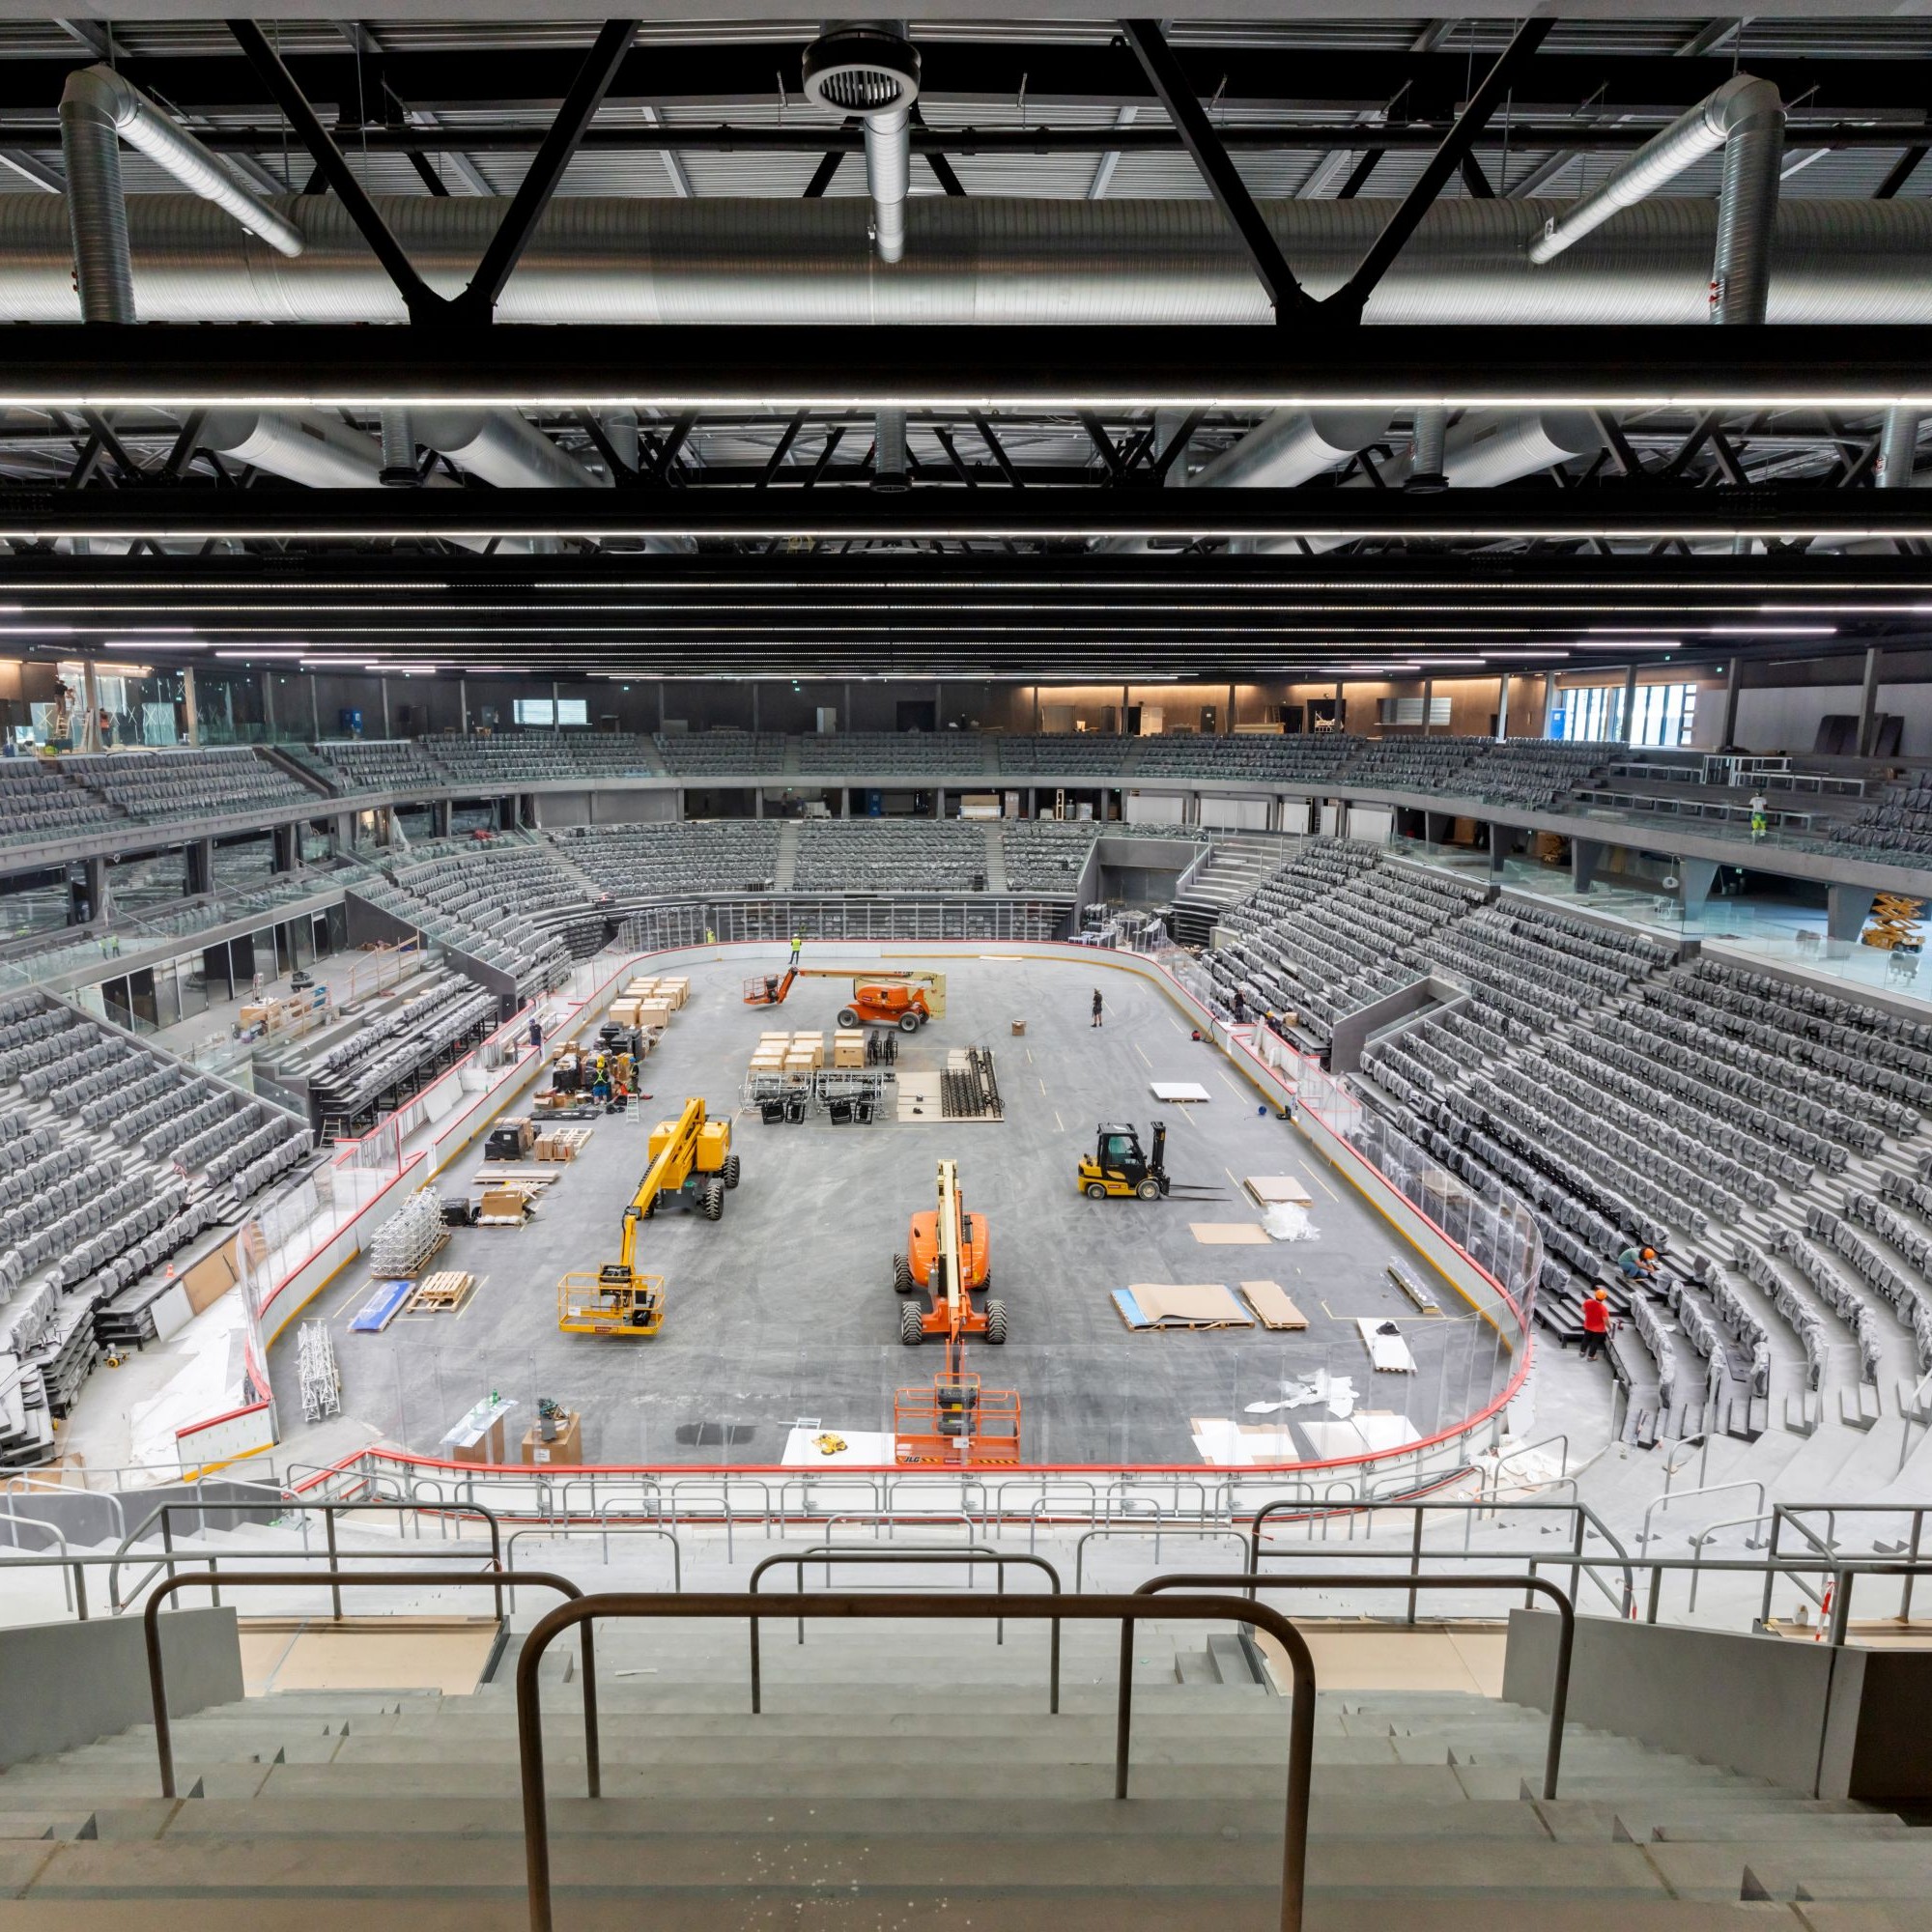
[1237,1279,1308,1329]
[1256,1627,1506,1697]
[1190,1222,1271,1246]
[1115,1283,1252,1330]
[1244,1174,1314,1208]
[239,1618,498,1696]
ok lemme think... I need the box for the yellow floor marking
[1297,1158,1340,1203]
[1037,1076,1047,1095]
[330,1279,372,1320]
[1054,1110,1065,1133]
[1134,1041,1153,1065]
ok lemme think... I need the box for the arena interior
[5,7,1932,1926]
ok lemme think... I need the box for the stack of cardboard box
[785,1031,823,1074]
[750,1032,790,1076]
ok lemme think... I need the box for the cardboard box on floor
[522,1411,583,1465]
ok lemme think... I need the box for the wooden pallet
[407,1270,476,1314]
[532,1127,593,1162]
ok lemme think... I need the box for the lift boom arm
[615,1096,704,1274]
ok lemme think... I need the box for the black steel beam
[1122,17,1315,322]
[1327,17,1553,321]
[452,19,639,324]
[7,323,1932,412]
[7,482,1932,543]
[228,21,447,324]
[12,115,1928,156]
[8,43,1932,120]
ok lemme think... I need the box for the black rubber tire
[979,1264,992,1293]
[701,1179,724,1221]
[894,1253,915,1294]
[1136,1178,1161,1201]
[900,1301,924,1347]
[898,1012,922,1035]
[837,1008,860,1029]
[723,1153,741,1190]
[1084,1181,1107,1200]
[985,1299,1009,1346]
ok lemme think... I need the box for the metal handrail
[747,1546,1064,1713]
[1120,1570,1575,1802]
[1686,1512,1777,1612]
[1073,1522,1249,1589]
[142,1567,595,1800]
[1484,1433,1570,1501]
[504,1524,683,1603]
[111,1495,505,1617]
[0,1508,77,1613]
[1249,1496,1636,1617]
[1637,1478,1767,1550]
[4,1480,126,1544]
[514,1589,1317,1932]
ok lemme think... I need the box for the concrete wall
[1504,1609,1932,1800]
[0,1607,242,1770]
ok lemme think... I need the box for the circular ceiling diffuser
[801,24,922,117]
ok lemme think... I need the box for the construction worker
[1617,1243,1660,1285]
[1580,1287,1612,1362]
[1091,987,1104,1029]
[1748,791,1769,840]
[527,1014,544,1053]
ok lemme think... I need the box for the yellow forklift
[555,1096,738,1337]
[1076,1121,1224,1202]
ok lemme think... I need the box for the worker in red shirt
[1580,1286,1612,1362]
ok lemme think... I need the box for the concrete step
[0,1891,1827,1931]
[1647,1840,1932,1901]
[15,1833,1684,1898]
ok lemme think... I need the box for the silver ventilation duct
[203,409,399,490]
[1100,407,1388,554]
[802,23,920,267]
[59,65,299,323]
[412,409,607,491]
[873,407,908,491]
[1235,410,1606,556]
[379,409,416,487]
[1192,409,1390,491]
[1531,78,1780,264]
[1407,407,1447,493]
[1877,406,1919,490]
[9,193,1932,325]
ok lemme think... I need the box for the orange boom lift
[892,1157,1019,1465]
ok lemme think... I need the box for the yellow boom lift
[555,1096,737,1337]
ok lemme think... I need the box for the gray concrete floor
[269,957,1516,1470]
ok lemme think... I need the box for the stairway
[0,1618,1922,1926]
[1170,838,1287,947]
[980,822,1009,891]
[773,819,801,891]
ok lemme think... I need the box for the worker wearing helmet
[1616,1243,1659,1284]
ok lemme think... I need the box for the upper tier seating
[62,749,318,822]
[1137,734,1361,782]
[0,760,123,847]
[997,734,1136,775]
[796,732,989,775]
[553,821,782,896]
[652,731,784,775]
[297,740,444,794]
[794,818,989,892]
[422,732,658,785]
[1001,820,1100,890]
